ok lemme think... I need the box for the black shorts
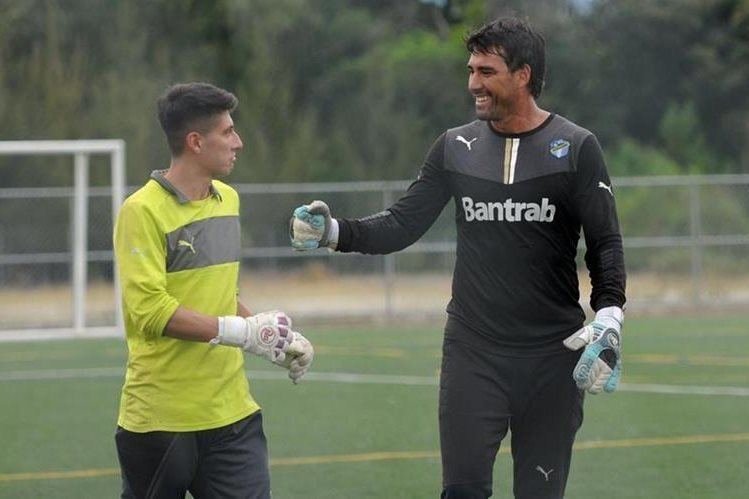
[439,336,584,499]
[115,411,270,499]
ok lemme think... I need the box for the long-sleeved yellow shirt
[113,171,259,432]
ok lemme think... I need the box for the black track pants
[439,338,584,499]
[116,412,270,499]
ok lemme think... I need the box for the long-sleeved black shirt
[336,114,626,356]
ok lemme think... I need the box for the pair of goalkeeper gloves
[288,200,623,394]
[212,311,313,384]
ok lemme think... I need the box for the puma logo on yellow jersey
[177,238,196,254]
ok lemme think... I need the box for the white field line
[617,382,749,397]
[0,367,748,397]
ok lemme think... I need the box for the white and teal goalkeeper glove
[213,311,314,384]
[289,200,338,250]
[563,306,623,394]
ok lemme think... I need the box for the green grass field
[1,314,748,498]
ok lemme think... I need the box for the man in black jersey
[290,17,625,499]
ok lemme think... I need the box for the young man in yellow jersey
[113,82,313,499]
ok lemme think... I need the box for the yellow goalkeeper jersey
[113,170,259,432]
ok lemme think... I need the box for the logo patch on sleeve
[549,139,570,159]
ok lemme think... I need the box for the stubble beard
[475,107,504,122]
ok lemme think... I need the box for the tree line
[1,0,748,189]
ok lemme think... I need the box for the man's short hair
[465,17,546,99]
[157,82,238,156]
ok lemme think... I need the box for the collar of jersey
[486,113,555,139]
[150,169,222,204]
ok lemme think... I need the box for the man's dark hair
[157,82,238,156]
[465,17,546,98]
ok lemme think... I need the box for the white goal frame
[0,140,126,340]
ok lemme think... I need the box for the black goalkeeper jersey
[336,114,626,355]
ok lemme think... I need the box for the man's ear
[516,63,532,90]
[185,131,203,154]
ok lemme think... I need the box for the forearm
[163,306,219,342]
[336,211,423,254]
[585,235,626,310]
[237,300,251,317]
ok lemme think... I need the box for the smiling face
[467,50,531,121]
[190,111,243,178]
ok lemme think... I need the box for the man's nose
[468,73,481,93]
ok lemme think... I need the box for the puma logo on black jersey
[456,135,478,151]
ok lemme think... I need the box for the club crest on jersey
[462,197,556,222]
[549,139,570,159]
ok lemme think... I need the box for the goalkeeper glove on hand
[214,311,293,364]
[289,200,338,250]
[563,306,623,394]
[276,331,314,384]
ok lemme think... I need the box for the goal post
[0,140,126,340]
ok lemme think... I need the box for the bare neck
[164,158,213,201]
[490,99,550,134]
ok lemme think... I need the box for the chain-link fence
[1,163,748,338]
